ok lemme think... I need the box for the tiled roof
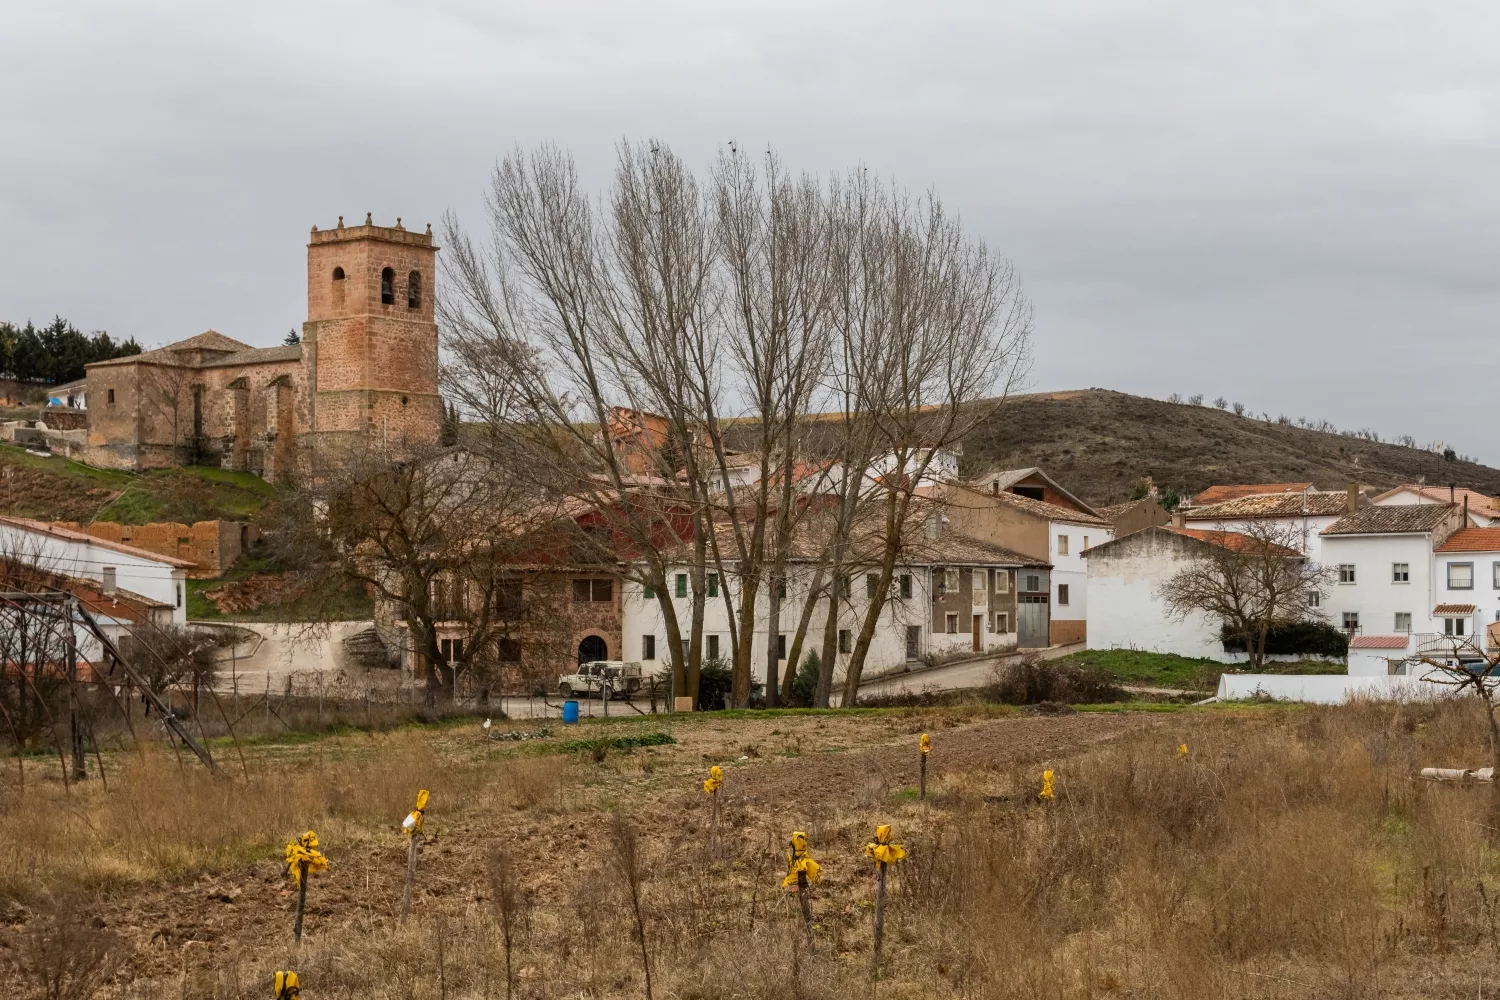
[1184,491,1351,520]
[948,483,1108,526]
[1351,635,1411,650]
[0,515,197,567]
[923,532,1049,568]
[1434,603,1478,615]
[201,344,303,367]
[1167,527,1302,556]
[1191,483,1313,506]
[88,330,257,369]
[1374,485,1500,516]
[1436,527,1500,553]
[1095,502,1140,521]
[1322,504,1456,536]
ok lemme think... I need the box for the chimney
[1450,483,1457,503]
[925,509,941,541]
[1171,511,1185,529]
[1347,482,1359,514]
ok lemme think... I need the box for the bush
[696,656,733,711]
[786,652,820,707]
[1220,620,1349,658]
[987,656,1126,705]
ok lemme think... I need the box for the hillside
[963,389,1500,506]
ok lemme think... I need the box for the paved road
[851,642,1085,700]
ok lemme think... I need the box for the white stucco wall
[1050,520,1110,624]
[1216,670,1450,704]
[1320,533,1437,639]
[1085,534,1228,661]
[1435,549,1500,642]
[0,519,187,624]
[1184,514,1339,564]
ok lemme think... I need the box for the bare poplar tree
[1157,520,1332,670]
[836,171,1034,703]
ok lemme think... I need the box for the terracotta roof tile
[1434,603,1478,615]
[1185,491,1350,520]
[1192,483,1313,506]
[1166,526,1302,556]
[1323,504,1457,535]
[947,483,1108,526]
[1375,485,1500,516]
[1351,635,1411,650]
[1436,528,1500,553]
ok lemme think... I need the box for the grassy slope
[963,389,1500,505]
[1059,648,1347,692]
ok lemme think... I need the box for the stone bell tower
[300,214,442,462]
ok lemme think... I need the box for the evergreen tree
[0,317,141,383]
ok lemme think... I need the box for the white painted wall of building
[1184,514,1340,565]
[1050,520,1110,625]
[1377,488,1497,527]
[1319,533,1437,639]
[1434,549,1500,642]
[1085,541,1228,661]
[1217,669,1450,704]
[0,519,187,624]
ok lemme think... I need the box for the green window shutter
[675,573,688,598]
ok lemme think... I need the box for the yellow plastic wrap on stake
[864,824,906,865]
[919,733,931,755]
[703,765,723,795]
[274,971,301,1000]
[782,831,822,887]
[403,788,430,836]
[285,831,329,885]
[1039,769,1055,801]
[1177,743,1188,759]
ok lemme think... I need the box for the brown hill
[962,389,1500,507]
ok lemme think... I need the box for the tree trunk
[732,571,761,708]
[814,590,840,708]
[766,574,781,708]
[782,563,828,705]
[841,494,904,704]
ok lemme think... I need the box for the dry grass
[8,701,1500,998]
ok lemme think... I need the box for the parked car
[557,660,650,699]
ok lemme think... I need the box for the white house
[1182,487,1358,565]
[1373,484,1500,528]
[46,378,87,410]
[1083,525,1302,663]
[0,515,191,626]
[1318,503,1470,673]
[1432,526,1500,642]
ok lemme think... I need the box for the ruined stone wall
[49,519,255,578]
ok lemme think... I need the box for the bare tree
[1157,520,1332,671]
[139,362,200,464]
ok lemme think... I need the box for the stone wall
[51,518,254,578]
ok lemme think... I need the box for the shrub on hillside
[696,656,733,711]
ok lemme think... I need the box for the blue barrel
[562,700,580,724]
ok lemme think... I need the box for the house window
[1342,612,1360,631]
[1337,564,1356,584]
[1307,591,1321,608]
[101,566,116,594]
[643,581,655,599]
[572,578,613,603]
[496,580,523,616]
[905,625,921,660]
[381,267,395,305]
[107,388,115,405]
[776,634,786,660]
[778,578,787,599]
[1057,535,1069,556]
[1449,563,1475,590]
[941,567,958,593]
[707,634,719,660]
[1083,536,1089,550]
[707,573,718,598]
[838,628,851,653]
[945,613,959,634]
[675,573,689,598]
[1057,584,1070,606]
[899,574,912,599]
[972,569,987,595]
[1446,617,1468,637]
[866,573,879,599]
[499,638,521,662]
[642,634,655,660]
[1494,562,1500,589]
[995,612,1009,633]
[1392,563,1409,583]
[176,583,183,609]
[995,570,1009,593]
[838,574,851,598]
[1024,574,1041,592]
[1395,612,1412,632]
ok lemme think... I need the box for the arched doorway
[578,635,608,664]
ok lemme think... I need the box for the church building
[81,215,442,480]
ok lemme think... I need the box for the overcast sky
[3,2,1497,459]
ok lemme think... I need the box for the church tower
[301,214,441,461]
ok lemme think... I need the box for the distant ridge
[962,389,1500,506]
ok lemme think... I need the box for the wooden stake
[292,860,309,945]
[919,753,927,801]
[796,869,813,944]
[872,860,887,970]
[400,832,421,920]
[710,789,719,858]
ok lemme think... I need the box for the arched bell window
[407,270,421,309]
[380,267,395,305]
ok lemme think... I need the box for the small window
[972,569,987,594]
[866,573,879,599]
[643,581,655,599]
[1395,612,1412,632]
[1307,591,1321,608]
[943,568,959,593]
[945,613,959,634]
[101,566,116,594]
[776,634,786,660]
[380,267,395,305]
[407,270,421,308]
[995,570,1010,593]
[899,574,912,599]
[707,573,718,598]
[1342,612,1360,630]
[499,638,521,662]
[1057,535,1069,556]
[1392,563,1410,583]
[675,573,688,598]
[995,612,1009,633]
[176,583,183,609]
[1449,563,1475,590]
[837,574,851,598]
[1446,617,1468,637]
[332,266,345,280]
[778,578,787,599]
[1025,574,1041,592]
[572,578,613,602]
[1057,583,1070,606]
[107,388,115,405]
[1338,564,1356,584]
[707,634,719,660]
[1494,562,1500,590]
[838,628,851,653]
